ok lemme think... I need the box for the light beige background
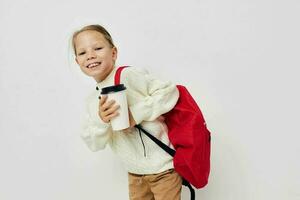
[0,0,299,199]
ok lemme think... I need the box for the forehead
[75,30,108,49]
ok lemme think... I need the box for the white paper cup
[101,84,129,131]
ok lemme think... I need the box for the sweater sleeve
[80,96,113,152]
[121,67,179,125]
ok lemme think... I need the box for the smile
[87,62,101,68]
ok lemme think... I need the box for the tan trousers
[128,169,182,200]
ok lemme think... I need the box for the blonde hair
[71,24,115,56]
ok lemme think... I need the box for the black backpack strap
[182,179,196,200]
[134,124,175,157]
[134,124,195,200]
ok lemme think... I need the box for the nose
[87,51,96,60]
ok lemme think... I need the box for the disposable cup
[100,84,129,131]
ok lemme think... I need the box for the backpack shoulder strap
[134,124,176,157]
[114,66,129,85]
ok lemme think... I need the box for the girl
[72,24,182,200]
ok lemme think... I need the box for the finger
[99,104,119,118]
[106,111,119,121]
[99,110,113,123]
[99,95,108,106]
[102,104,120,117]
[100,99,116,112]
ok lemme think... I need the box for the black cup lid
[100,84,126,94]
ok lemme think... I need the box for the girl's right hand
[98,95,120,123]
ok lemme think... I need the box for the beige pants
[128,169,182,200]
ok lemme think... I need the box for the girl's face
[75,30,117,82]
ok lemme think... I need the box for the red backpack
[115,66,211,199]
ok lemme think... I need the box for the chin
[88,71,102,78]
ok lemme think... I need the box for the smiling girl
[71,24,182,200]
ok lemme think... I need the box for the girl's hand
[98,95,120,123]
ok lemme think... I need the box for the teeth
[88,62,100,68]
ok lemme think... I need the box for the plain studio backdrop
[0,0,299,199]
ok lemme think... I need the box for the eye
[95,47,103,50]
[78,52,85,56]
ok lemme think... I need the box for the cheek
[102,50,114,58]
[76,58,85,68]
[78,59,85,67]
[102,55,114,63]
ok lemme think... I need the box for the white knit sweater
[80,66,179,174]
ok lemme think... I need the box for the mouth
[86,62,101,69]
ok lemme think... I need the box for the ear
[75,57,79,65]
[112,47,118,61]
